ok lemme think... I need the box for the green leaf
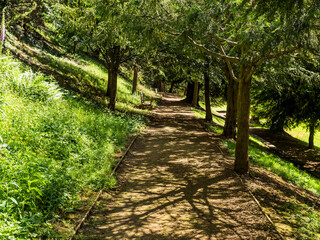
[9,197,18,205]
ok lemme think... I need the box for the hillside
[0,29,153,238]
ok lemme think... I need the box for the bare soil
[75,94,280,240]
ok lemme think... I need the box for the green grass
[286,125,320,149]
[0,54,147,238]
[192,107,225,126]
[7,31,151,115]
[224,140,320,196]
[223,139,320,239]
[212,104,227,112]
[207,125,224,135]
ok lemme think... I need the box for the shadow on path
[77,94,279,240]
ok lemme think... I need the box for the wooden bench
[140,93,154,109]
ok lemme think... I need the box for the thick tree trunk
[204,66,212,122]
[108,67,118,111]
[235,75,252,174]
[185,81,201,106]
[192,80,199,107]
[223,72,238,139]
[308,120,315,149]
[132,67,138,94]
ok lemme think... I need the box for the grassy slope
[7,29,153,115]
[197,102,319,148]
[192,106,320,239]
[286,125,320,149]
[0,30,152,238]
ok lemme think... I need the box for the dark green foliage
[252,57,320,137]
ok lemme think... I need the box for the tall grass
[0,55,146,238]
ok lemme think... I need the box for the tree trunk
[108,67,118,111]
[156,80,165,92]
[73,42,77,54]
[0,6,6,54]
[223,72,238,139]
[185,81,201,106]
[185,81,194,104]
[169,81,175,93]
[106,70,112,97]
[160,81,165,92]
[308,120,315,149]
[106,46,121,111]
[204,65,212,122]
[235,74,252,174]
[132,67,138,94]
[192,80,199,107]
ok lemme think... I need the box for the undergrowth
[0,55,147,238]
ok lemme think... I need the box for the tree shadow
[78,95,279,239]
[250,128,320,178]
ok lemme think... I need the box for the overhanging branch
[187,36,240,63]
[264,47,299,60]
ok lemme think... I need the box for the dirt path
[77,94,279,240]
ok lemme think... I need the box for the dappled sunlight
[78,94,279,239]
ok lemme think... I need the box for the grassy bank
[286,125,320,149]
[224,139,320,239]
[193,105,320,238]
[0,55,147,238]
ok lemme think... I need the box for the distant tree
[203,58,212,122]
[132,66,138,94]
[252,57,320,149]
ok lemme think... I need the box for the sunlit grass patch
[192,107,225,126]
[224,140,320,196]
[0,54,147,238]
[208,125,223,135]
[212,104,227,112]
[286,125,320,149]
[221,138,320,239]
